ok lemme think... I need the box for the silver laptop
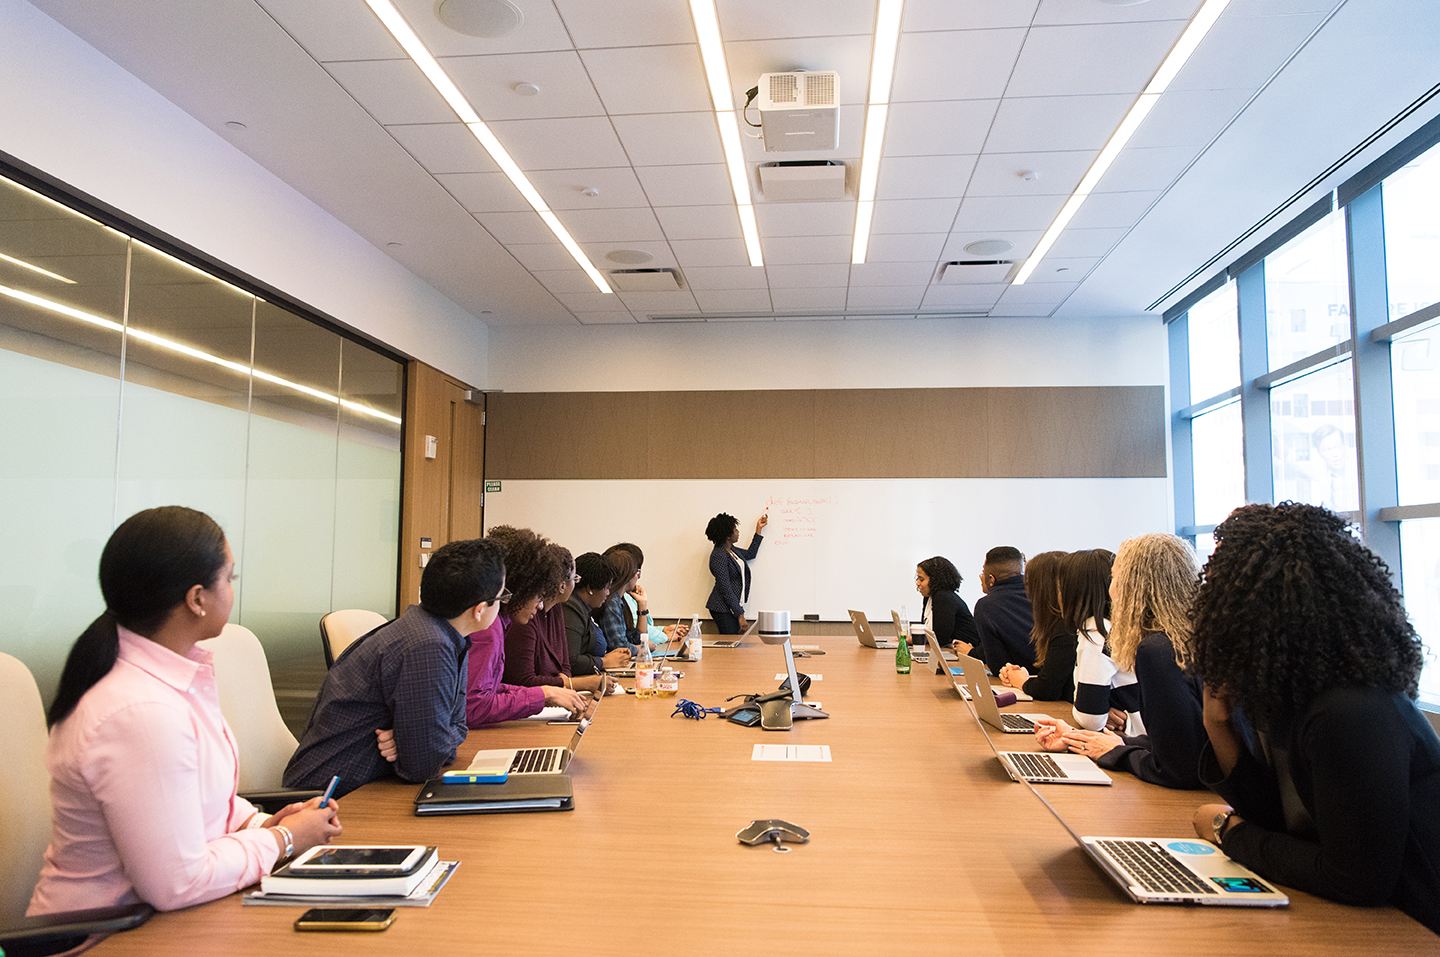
[1024,779,1289,906]
[951,651,1050,734]
[848,609,897,648]
[465,688,602,777]
[924,630,973,700]
[705,618,755,648]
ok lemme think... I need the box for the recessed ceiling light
[606,249,654,265]
[580,187,600,198]
[387,241,404,247]
[512,81,540,97]
[963,240,1015,256]
[851,0,905,265]
[224,121,247,130]
[435,0,523,38]
[1018,170,1039,182]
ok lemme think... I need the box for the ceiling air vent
[606,268,683,292]
[757,161,847,201]
[937,260,1016,285]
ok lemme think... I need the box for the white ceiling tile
[553,0,697,47]
[655,205,744,241]
[1094,146,1198,193]
[616,290,702,314]
[575,311,638,324]
[668,238,751,267]
[556,290,624,312]
[883,100,1000,157]
[1225,0,1337,13]
[770,287,849,311]
[581,45,712,114]
[1007,22,1188,98]
[874,155,978,200]
[1025,256,1101,281]
[682,265,773,290]
[871,199,958,235]
[1034,0,1201,25]
[1126,89,1256,149]
[985,94,1135,152]
[442,51,606,121]
[257,0,402,61]
[613,113,726,166]
[695,288,774,312]
[766,264,852,288]
[720,0,877,40]
[724,36,874,106]
[531,269,601,294]
[965,151,1093,197]
[326,59,457,124]
[1068,191,1160,230]
[999,281,1079,303]
[890,30,1028,102]
[487,116,631,169]
[762,235,853,265]
[390,0,574,56]
[739,104,865,162]
[904,0,1040,30]
[528,167,650,209]
[508,243,587,271]
[434,171,529,212]
[1046,227,1128,259]
[940,230,1040,260]
[387,123,498,173]
[921,284,1007,308]
[558,207,666,243]
[583,240,678,268]
[1174,13,1328,92]
[988,302,1058,317]
[475,210,555,244]
[865,233,948,263]
[848,261,939,286]
[755,201,856,238]
[847,286,927,310]
[952,194,1067,232]
[636,164,734,206]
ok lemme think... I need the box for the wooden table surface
[95,637,1438,955]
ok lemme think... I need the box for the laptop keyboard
[1001,714,1036,731]
[510,748,563,774]
[1008,752,1068,779]
[1095,840,1215,895]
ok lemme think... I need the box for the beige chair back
[0,653,53,923]
[320,609,387,667]
[199,623,297,792]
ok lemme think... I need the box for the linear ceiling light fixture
[852,0,905,264]
[688,0,763,266]
[363,0,612,293]
[0,283,402,425]
[1012,0,1232,284]
[0,252,76,284]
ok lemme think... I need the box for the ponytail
[48,612,120,727]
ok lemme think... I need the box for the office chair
[200,624,320,812]
[319,609,386,668]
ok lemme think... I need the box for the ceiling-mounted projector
[757,71,840,152]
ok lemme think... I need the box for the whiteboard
[483,478,1170,623]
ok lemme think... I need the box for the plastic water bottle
[635,633,655,698]
[685,613,703,660]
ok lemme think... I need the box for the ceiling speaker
[436,0,523,38]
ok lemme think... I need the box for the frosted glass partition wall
[0,173,403,704]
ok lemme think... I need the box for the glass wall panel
[1391,323,1440,506]
[116,243,254,621]
[0,178,128,698]
[1187,280,1239,403]
[1190,400,1245,526]
[332,340,402,618]
[1382,140,1440,319]
[1264,210,1351,369]
[1270,359,1358,511]
[1400,518,1440,708]
[239,301,341,662]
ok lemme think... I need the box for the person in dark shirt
[284,538,507,796]
[915,556,979,652]
[972,546,1035,673]
[999,550,1075,701]
[565,552,631,677]
[1189,503,1440,935]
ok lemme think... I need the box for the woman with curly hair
[915,556,979,651]
[1188,503,1440,933]
[704,511,767,635]
[998,551,1076,701]
[1035,534,1206,789]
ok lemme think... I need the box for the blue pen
[319,775,340,810]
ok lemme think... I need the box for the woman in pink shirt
[28,506,342,915]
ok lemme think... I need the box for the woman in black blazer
[916,555,979,652]
[704,512,767,634]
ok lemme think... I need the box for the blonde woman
[1037,534,1207,790]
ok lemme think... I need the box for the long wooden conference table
[95,636,1436,955]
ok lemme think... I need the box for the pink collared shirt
[28,625,280,914]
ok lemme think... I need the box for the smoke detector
[757,72,840,152]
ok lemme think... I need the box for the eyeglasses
[487,586,513,604]
[571,574,582,583]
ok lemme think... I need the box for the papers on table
[751,744,831,762]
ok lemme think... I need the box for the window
[1187,280,1239,403]
[1391,323,1440,506]
[1191,400,1245,526]
[1270,360,1358,512]
[1400,519,1440,708]
[1382,140,1440,320]
[1265,209,1351,369]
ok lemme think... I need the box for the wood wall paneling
[646,390,816,479]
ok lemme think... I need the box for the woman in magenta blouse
[29,506,342,915]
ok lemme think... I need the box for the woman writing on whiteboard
[705,512,767,635]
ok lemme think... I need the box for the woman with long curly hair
[1188,503,1440,933]
[915,555,979,651]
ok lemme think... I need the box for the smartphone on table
[294,908,396,932]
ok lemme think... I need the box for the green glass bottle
[895,621,912,674]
